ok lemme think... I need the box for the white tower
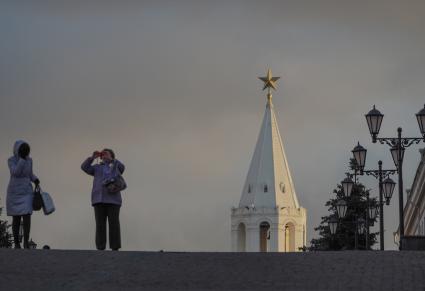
[231,69,307,252]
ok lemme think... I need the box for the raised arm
[8,158,26,177]
[29,159,39,182]
[81,157,96,176]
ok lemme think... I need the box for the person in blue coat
[6,140,40,249]
[81,149,125,250]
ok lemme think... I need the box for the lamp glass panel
[390,145,404,168]
[369,206,377,220]
[366,112,383,135]
[336,200,347,219]
[329,220,338,235]
[417,105,425,134]
[357,219,366,235]
[342,178,354,197]
[352,143,367,169]
[383,178,396,200]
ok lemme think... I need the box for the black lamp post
[352,142,397,250]
[365,105,425,249]
[332,199,366,250]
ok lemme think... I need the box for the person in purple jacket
[6,140,40,249]
[81,149,125,251]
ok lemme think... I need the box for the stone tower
[231,69,307,252]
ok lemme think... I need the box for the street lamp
[382,177,396,205]
[336,200,348,219]
[357,218,366,235]
[352,142,397,250]
[365,105,384,143]
[368,205,378,221]
[341,176,354,197]
[416,104,425,138]
[365,105,425,249]
[352,142,367,174]
[390,144,405,169]
[328,217,338,235]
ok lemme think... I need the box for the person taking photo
[81,149,125,251]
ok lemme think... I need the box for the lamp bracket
[363,169,397,180]
[377,137,423,148]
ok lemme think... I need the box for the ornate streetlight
[352,143,397,250]
[416,105,425,137]
[336,200,348,219]
[368,205,379,221]
[365,105,425,249]
[328,217,339,236]
[357,218,366,236]
[341,176,354,197]
[333,194,369,250]
[382,177,396,205]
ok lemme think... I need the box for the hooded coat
[6,140,38,216]
[81,157,125,206]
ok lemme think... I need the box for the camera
[102,177,116,187]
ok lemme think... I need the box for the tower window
[248,184,251,193]
[264,184,268,193]
[280,182,285,193]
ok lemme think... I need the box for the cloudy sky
[1,0,425,251]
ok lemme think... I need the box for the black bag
[102,162,127,194]
[32,185,43,211]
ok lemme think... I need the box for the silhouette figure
[6,140,40,249]
[81,149,125,251]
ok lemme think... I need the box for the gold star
[258,69,280,91]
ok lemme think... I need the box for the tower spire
[231,70,307,253]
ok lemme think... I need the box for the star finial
[258,69,280,92]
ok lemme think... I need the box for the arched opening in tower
[259,221,270,252]
[284,223,296,252]
[237,223,246,252]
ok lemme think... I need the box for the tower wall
[231,207,307,252]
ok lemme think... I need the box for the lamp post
[365,105,425,249]
[342,168,380,249]
[352,142,397,250]
[329,199,367,250]
[330,174,374,250]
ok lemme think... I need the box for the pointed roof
[239,70,300,209]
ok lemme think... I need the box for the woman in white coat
[6,140,40,249]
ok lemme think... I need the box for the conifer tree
[310,160,379,250]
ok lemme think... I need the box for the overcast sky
[1,0,425,251]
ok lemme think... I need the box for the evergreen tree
[0,200,12,248]
[310,160,379,251]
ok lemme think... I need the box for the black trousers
[94,203,121,250]
[12,215,31,249]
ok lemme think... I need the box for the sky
[1,0,425,251]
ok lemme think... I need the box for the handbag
[103,161,127,194]
[32,185,43,211]
[40,190,55,215]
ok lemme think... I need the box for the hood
[13,140,26,157]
